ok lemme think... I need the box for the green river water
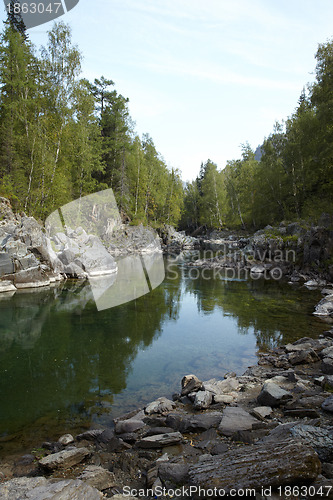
[0,258,329,456]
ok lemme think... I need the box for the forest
[0,14,332,231]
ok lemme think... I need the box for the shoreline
[1,327,333,499]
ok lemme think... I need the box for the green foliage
[0,21,182,227]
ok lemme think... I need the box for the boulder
[137,432,183,448]
[145,397,176,415]
[39,447,90,470]
[322,358,333,375]
[78,465,116,491]
[181,374,203,396]
[193,390,213,410]
[166,412,222,433]
[290,425,333,462]
[11,267,50,289]
[218,406,259,437]
[0,477,103,500]
[251,406,273,420]
[158,462,189,485]
[0,280,16,293]
[322,395,333,413]
[58,433,74,446]
[0,252,14,277]
[189,441,321,493]
[314,294,333,317]
[203,377,239,395]
[288,349,320,365]
[257,381,293,407]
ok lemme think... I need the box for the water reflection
[0,260,328,453]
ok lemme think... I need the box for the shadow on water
[0,259,329,455]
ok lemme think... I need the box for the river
[0,257,328,456]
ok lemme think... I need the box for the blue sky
[2,0,333,181]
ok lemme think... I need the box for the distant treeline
[181,41,333,231]
[1,15,332,230]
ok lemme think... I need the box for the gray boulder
[314,294,333,317]
[0,252,14,277]
[189,441,320,493]
[166,412,222,433]
[181,374,203,396]
[137,432,183,448]
[257,381,293,407]
[145,397,176,415]
[0,477,103,500]
[218,406,259,437]
[322,395,333,413]
[39,447,90,470]
[78,465,116,491]
[193,390,213,410]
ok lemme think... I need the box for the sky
[2,0,333,181]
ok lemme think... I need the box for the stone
[158,462,189,485]
[324,375,333,390]
[203,377,239,395]
[314,294,333,317]
[251,406,273,420]
[181,374,203,396]
[137,432,183,448]
[189,441,321,493]
[322,358,333,375]
[12,267,50,289]
[0,477,103,500]
[257,381,293,407]
[166,412,222,433]
[38,446,90,470]
[290,424,333,462]
[78,465,116,490]
[283,408,320,418]
[0,280,16,293]
[115,418,145,434]
[250,264,266,273]
[58,433,74,446]
[0,252,14,277]
[321,346,333,359]
[288,349,319,365]
[143,427,175,437]
[193,390,213,410]
[213,394,235,404]
[145,397,176,415]
[218,406,259,437]
[76,429,104,441]
[322,395,333,413]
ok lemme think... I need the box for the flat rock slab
[39,447,90,470]
[166,412,222,433]
[0,280,16,293]
[137,432,183,448]
[218,406,259,437]
[0,477,103,500]
[189,441,320,493]
[257,381,293,407]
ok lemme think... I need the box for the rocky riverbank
[1,330,333,499]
